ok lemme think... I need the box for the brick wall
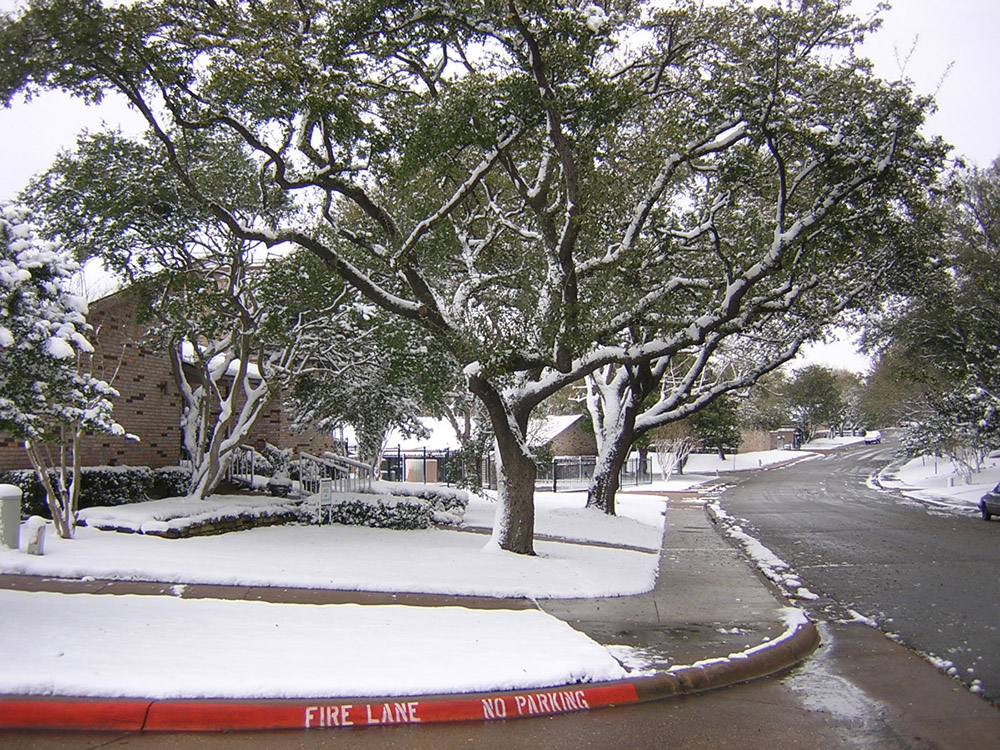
[0,289,183,471]
[549,418,598,456]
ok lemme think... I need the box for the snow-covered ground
[0,440,907,701]
[877,451,1000,515]
[1,589,628,699]
[1,484,686,699]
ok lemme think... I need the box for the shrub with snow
[0,465,192,518]
[370,481,469,524]
[302,491,432,530]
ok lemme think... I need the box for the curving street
[718,433,1000,703]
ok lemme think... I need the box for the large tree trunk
[492,425,537,555]
[584,363,655,516]
[468,375,536,555]
[586,430,633,515]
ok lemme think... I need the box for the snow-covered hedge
[0,465,192,518]
[302,491,432,530]
[149,466,194,499]
[370,481,469,525]
[301,483,470,529]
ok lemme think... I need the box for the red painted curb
[0,697,151,731]
[0,683,640,732]
[0,624,819,732]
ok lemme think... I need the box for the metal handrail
[299,451,373,496]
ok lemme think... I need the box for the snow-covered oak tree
[583,328,810,513]
[1,0,945,553]
[0,204,127,538]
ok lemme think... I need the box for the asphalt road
[718,434,1000,703]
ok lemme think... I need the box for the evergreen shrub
[0,465,193,519]
[300,492,432,529]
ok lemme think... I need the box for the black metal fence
[379,448,470,487]
[377,449,652,493]
[535,454,653,492]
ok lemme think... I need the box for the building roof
[527,414,587,447]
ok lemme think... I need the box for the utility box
[0,484,22,550]
[405,458,438,483]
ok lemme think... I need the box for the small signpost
[318,479,333,524]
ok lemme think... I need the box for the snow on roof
[340,417,464,453]
[527,414,586,447]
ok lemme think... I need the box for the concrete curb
[633,618,820,701]
[0,619,819,732]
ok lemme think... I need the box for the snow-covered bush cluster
[0,465,192,519]
[304,492,432,530]
[371,481,469,524]
[0,204,133,538]
[0,204,120,440]
[148,466,194,499]
[299,483,469,529]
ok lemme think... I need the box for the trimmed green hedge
[0,465,192,519]
[370,481,469,524]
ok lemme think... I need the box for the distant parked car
[980,484,1000,521]
[863,430,881,444]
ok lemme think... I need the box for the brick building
[529,414,597,457]
[0,288,335,471]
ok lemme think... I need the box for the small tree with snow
[26,134,375,499]
[439,389,494,494]
[0,205,127,538]
[279,279,455,472]
[649,422,699,481]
